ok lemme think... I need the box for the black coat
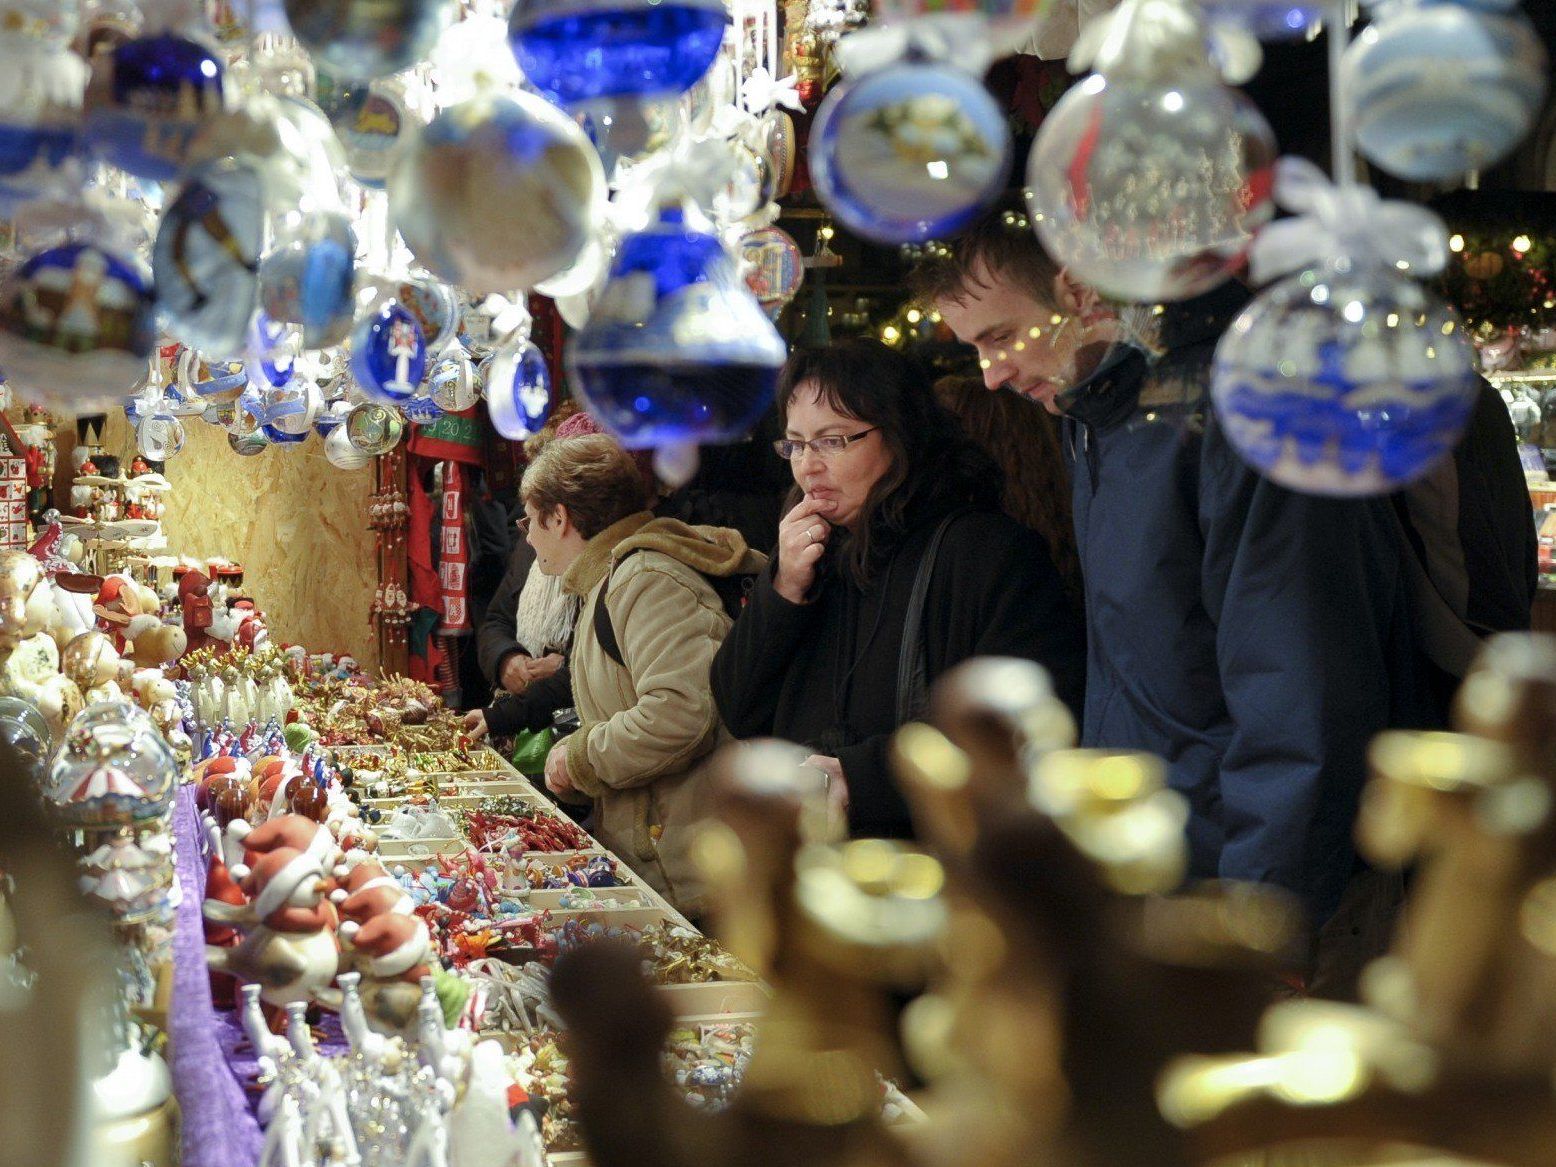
[476,536,537,687]
[711,507,1086,838]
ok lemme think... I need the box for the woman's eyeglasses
[773,427,878,461]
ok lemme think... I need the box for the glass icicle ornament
[1025,0,1276,302]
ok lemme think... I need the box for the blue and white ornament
[0,241,156,411]
[1342,0,1547,182]
[259,210,356,349]
[0,35,87,209]
[568,207,785,449]
[810,60,1011,246]
[152,157,265,359]
[429,350,478,413]
[82,32,225,181]
[283,0,453,82]
[484,340,552,440]
[326,76,424,190]
[350,302,426,405]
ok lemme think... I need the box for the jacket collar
[562,511,655,597]
[1057,343,1152,431]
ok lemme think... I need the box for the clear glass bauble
[429,349,477,412]
[81,32,225,181]
[228,427,269,456]
[265,376,323,436]
[45,700,177,830]
[388,92,605,296]
[400,392,445,426]
[484,340,552,440]
[344,400,404,454]
[324,421,370,468]
[507,0,725,106]
[578,93,680,175]
[349,301,426,404]
[390,275,458,352]
[1211,263,1480,496]
[323,74,425,190]
[0,241,156,412]
[1342,0,1547,183]
[810,61,1011,246]
[1027,73,1277,303]
[136,411,184,460]
[282,0,454,82]
[0,44,87,210]
[0,694,52,785]
[152,157,265,358]
[1197,0,1324,39]
[259,210,356,349]
[568,207,786,449]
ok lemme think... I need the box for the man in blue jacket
[912,211,1534,989]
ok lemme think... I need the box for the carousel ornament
[1342,0,1547,183]
[1025,0,1277,302]
[1211,157,1479,497]
[569,204,786,453]
[44,700,178,831]
[387,91,606,296]
[282,0,454,82]
[81,28,226,181]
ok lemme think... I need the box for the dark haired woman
[710,339,1085,839]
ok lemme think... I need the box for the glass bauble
[1027,73,1276,303]
[325,75,424,189]
[1211,263,1479,496]
[82,32,225,181]
[259,210,356,349]
[1343,0,1546,183]
[45,700,177,829]
[283,0,453,82]
[392,276,458,352]
[344,400,403,454]
[228,428,269,456]
[324,421,370,468]
[136,410,184,460]
[568,208,785,449]
[400,393,445,426]
[153,157,265,358]
[1197,0,1324,39]
[0,44,86,209]
[349,301,426,404]
[810,62,1011,246]
[507,0,725,106]
[388,92,604,295]
[0,241,156,412]
[0,695,52,784]
[429,349,477,413]
[485,339,552,440]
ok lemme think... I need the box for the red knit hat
[555,412,602,439]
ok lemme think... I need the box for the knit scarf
[514,561,579,658]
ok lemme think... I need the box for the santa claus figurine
[337,912,434,1037]
[93,574,159,654]
[178,569,215,657]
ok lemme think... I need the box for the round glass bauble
[810,62,1011,246]
[1211,263,1479,496]
[349,302,426,404]
[568,209,786,449]
[325,76,423,189]
[508,0,725,106]
[136,412,184,460]
[429,350,477,412]
[485,340,552,440]
[259,210,356,349]
[228,428,269,456]
[388,92,605,295]
[45,700,177,829]
[283,0,453,82]
[344,400,403,455]
[324,421,370,468]
[0,45,86,209]
[1343,0,1546,183]
[0,241,156,412]
[0,695,51,785]
[400,393,445,426]
[82,32,225,181]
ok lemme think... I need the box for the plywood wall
[96,412,381,672]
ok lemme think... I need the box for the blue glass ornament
[1343,0,1546,183]
[508,0,726,107]
[0,241,156,411]
[284,0,453,82]
[259,211,356,349]
[152,157,265,357]
[82,33,225,181]
[350,302,427,404]
[388,92,605,295]
[810,62,1011,246]
[568,208,786,449]
[1211,264,1479,497]
[485,340,552,440]
[401,393,446,426]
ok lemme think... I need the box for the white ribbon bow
[739,67,803,116]
[1249,156,1452,285]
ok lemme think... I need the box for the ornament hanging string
[1247,157,1450,286]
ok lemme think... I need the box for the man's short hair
[905,207,1063,310]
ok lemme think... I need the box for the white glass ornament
[324,422,370,469]
[1212,262,1479,496]
[484,340,552,440]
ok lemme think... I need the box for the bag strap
[1386,499,1482,679]
[592,566,626,668]
[895,512,959,725]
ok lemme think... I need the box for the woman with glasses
[711,339,1086,839]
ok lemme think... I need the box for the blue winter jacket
[1063,283,1441,927]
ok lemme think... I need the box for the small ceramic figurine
[0,551,84,736]
[61,630,125,704]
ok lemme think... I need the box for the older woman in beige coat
[520,434,766,915]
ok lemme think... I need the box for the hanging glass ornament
[578,93,681,176]
[45,701,177,830]
[1342,0,1547,183]
[259,210,356,349]
[1197,0,1324,39]
[261,376,322,440]
[568,206,786,449]
[314,397,352,436]
[429,349,478,413]
[810,60,1011,245]
[81,31,225,181]
[507,0,726,111]
[739,225,804,320]
[282,0,454,82]
[324,421,370,468]
[388,92,606,296]
[484,339,552,440]
[326,75,425,190]
[344,400,404,455]
[1026,0,1277,302]
[0,9,88,210]
[400,392,446,426]
[152,157,265,358]
[350,301,426,405]
[1210,158,1478,497]
[136,408,185,460]
[228,428,268,456]
[0,240,156,412]
[392,276,459,353]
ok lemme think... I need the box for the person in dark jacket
[912,211,1535,984]
[710,339,1087,839]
